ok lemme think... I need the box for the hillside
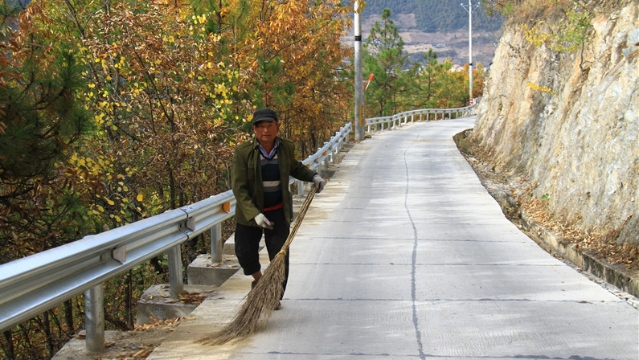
[362,0,503,33]
[360,0,504,66]
[469,1,639,269]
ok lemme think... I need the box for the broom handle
[277,184,317,256]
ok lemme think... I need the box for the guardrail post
[316,157,324,177]
[167,245,184,298]
[210,223,223,264]
[84,285,105,353]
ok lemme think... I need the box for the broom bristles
[198,186,317,346]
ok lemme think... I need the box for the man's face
[253,120,279,146]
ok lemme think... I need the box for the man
[231,108,325,305]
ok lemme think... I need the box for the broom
[198,185,317,346]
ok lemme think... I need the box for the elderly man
[231,108,325,306]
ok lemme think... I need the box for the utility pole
[461,1,475,104]
[353,0,365,141]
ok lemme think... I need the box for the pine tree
[363,8,413,117]
[0,1,92,262]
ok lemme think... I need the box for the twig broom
[198,185,317,346]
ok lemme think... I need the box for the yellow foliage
[526,82,556,95]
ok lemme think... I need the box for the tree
[0,2,95,358]
[0,1,354,358]
[231,0,352,156]
[363,8,414,117]
[0,1,94,259]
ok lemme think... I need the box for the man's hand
[254,213,274,230]
[313,174,326,194]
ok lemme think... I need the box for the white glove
[254,213,274,230]
[313,174,326,194]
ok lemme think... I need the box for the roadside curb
[519,210,639,303]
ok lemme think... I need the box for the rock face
[472,2,639,245]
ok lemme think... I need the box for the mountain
[360,0,505,66]
[362,0,503,33]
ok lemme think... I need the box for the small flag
[364,73,375,91]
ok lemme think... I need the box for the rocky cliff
[471,1,639,246]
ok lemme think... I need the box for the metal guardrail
[0,122,352,352]
[365,105,476,132]
[0,104,477,352]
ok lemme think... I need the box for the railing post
[167,245,183,298]
[84,285,105,353]
[210,223,223,264]
[316,157,324,177]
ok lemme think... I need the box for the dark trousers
[234,208,290,297]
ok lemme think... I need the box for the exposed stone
[472,2,639,246]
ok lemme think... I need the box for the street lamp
[461,1,478,104]
[354,1,364,141]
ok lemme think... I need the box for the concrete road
[149,118,639,359]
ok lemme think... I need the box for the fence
[365,106,476,132]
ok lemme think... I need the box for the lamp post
[353,0,365,141]
[461,1,476,104]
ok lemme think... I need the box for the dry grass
[523,196,639,269]
[493,0,575,24]
[459,131,639,271]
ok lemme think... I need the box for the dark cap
[252,108,278,125]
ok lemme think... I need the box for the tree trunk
[64,300,74,336]
[43,311,54,358]
[126,270,133,328]
[2,330,14,360]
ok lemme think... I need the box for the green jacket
[231,136,317,227]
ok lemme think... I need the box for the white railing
[365,105,476,132]
[0,122,352,352]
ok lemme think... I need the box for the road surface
[148,117,639,360]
